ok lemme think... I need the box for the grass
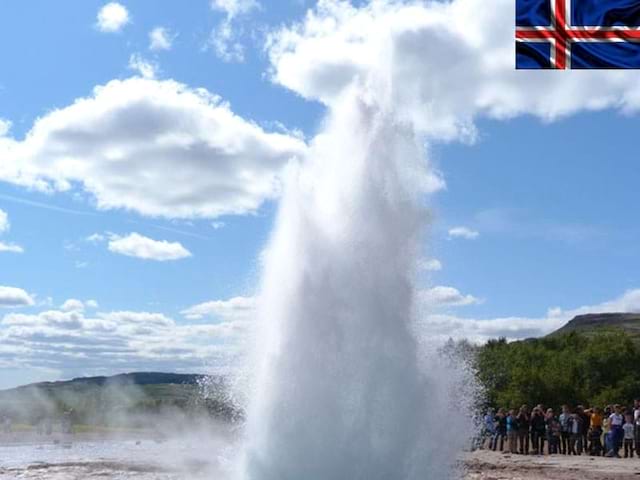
[72,424,153,434]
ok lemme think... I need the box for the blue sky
[1,0,640,389]
[0,1,300,311]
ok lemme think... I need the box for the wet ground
[0,431,235,479]
[3,436,640,479]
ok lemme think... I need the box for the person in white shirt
[608,405,624,458]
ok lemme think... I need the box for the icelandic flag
[516,0,640,69]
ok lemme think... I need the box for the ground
[2,433,640,479]
[464,449,640,480]
[0,429,234,480]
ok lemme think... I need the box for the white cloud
[419,258,442,272]
[2,289,638,385]
[2,309,84,329]
[149,27,175,51]
[128,53,157,79]
[98,310,175,328]
[211,221,226,230]
[0,77,306,219]
[60,299,86,312]
[211,0,259,19]
[548,289,640,320]
[182,295,255,320]
[0,242,24,254]
[418,313,560,345]
[86,233,106,244]
[208,0,259,62]
[0,209,23,253]
[107,232,192,261]
[0,286,34,308]
[96,2,130,33]
[420,285,480,308]
[418,288,640,344]
[0,208,8,233]
[0,118,11,137]
[0,298,250,384]
[266,0,640,142]
[448,226,479,240]
[209,21,246,62]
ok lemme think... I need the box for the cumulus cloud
[182,295,255,320]
[0,286,34,308]
[60,299,86,312]
[107,232,192,261]
[267,0,640,142]
[0,77,306,219]
[419,313,560,345]
[448,226,479,240]
[2,287,638,383]
[149,27,175,51]
[0,297,250,383]
[548,289,640,319]
[96,2,130,33]
[419,288,640,344]
[420,285,480,308]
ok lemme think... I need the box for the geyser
[240,84,473,479]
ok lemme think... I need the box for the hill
[548,312,640,341]
[11,372,208,390]
[0,372,240,426]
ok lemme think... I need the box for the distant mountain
[0,372,241,425]
[8,372,209,391]
[548,312,640,340]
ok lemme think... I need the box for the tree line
[471,329,640,409]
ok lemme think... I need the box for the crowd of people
[482,399,640,458]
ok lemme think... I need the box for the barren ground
[2,434,640,479]
[464,449,640,480]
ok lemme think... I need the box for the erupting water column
[240,80,468,479]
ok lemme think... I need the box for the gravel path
[464,449,640,480]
